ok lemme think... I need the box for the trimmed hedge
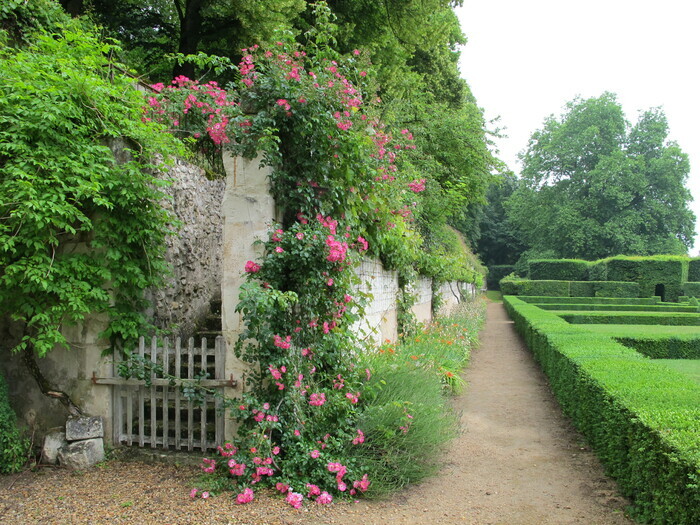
[528,259,591,281]
[616,337,700,359]
[486,265,515,290]
[601,255,689,302]
[500,278,639,299]
[594,281,639,298]
[683,282,700,299]
[559,311,700,326]
[535,304,697,313]
[500,278,570,297]
[503,296,700,524]
[689,259,700,282]
[519,296,659,305]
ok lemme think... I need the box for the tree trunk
[59,0,85,17]
[172,0,206,80]
[21,347,84,417]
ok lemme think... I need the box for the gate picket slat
[126,386,134,446]
[150,336,158,448]
[174,337,182,450]
[200,338,207,451]
[113,351,123,445]
[215,336,225,445]
[138,336,145,447]
[162,337,170,449]
[187,337,194,451]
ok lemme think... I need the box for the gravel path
[0,301,634,524]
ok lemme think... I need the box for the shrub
[527,259,591,281]
[683,282,700,299]
[500,277,570,297]
[688,259,700,282]
[0,371,28,474]
[503,296,700,524]
[593,281,639,298]
[616,337,700,359]
[603,255,688,302]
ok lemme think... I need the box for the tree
[475,173,526,266]
[507,93,695,261]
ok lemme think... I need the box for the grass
[486,290,502,302]
[656,359,700,384]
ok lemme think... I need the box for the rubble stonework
[148,159,225,337]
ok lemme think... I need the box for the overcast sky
[455,0,700,254]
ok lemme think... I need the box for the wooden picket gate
[93,336,233,451]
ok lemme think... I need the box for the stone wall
[410,276,434,324]
[147,159,225,338]
[354,259,400,343]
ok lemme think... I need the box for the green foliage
[0,23,183,356]
[688,259,700,282]
[0,0,68,46]
[507,93,696,261]
[560,311,700,326]
[501,277,641,299]
[347,298,485,496]
[486,265,515,290]
[527,259,591,281]
[602,255,688,301]
[0,371,29,474]
[617,338,700,360]
[683,282,700,299]
[503,296,700,524]
[475,173,526,266]
[500,278,570,297]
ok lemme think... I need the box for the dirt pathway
[0,301,634,524]
[327,301,634,524]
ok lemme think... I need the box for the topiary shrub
[528,259,591,281]
[688,258,700,282]
[0,371,29,474]
[682,282,700,299]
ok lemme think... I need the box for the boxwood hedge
[503,295,700,524]
[527,259,591,281]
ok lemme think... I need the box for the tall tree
[507,93,695,261]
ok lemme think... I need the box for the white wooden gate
[94,336,232,451]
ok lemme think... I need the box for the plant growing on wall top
[0,22,183,414]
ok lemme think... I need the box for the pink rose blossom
[235,488,254,504]
[309,393,326,406]
[316,491,333,504]
[286,491,303,509]
[306,483,321,497]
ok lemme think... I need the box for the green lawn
[485,290,502,302]
[656,359,700,384]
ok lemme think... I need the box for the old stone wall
[354,259,400,343]
[147,159,225,338]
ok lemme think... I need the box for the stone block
[41,429,67,465]
[57,438,105,470]
[65,416,104,441]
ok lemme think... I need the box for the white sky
[455,0,700,254]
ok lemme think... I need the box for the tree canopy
[504,93,695,262]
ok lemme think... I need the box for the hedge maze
[499,255,700,303]
[501,257,700,523]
